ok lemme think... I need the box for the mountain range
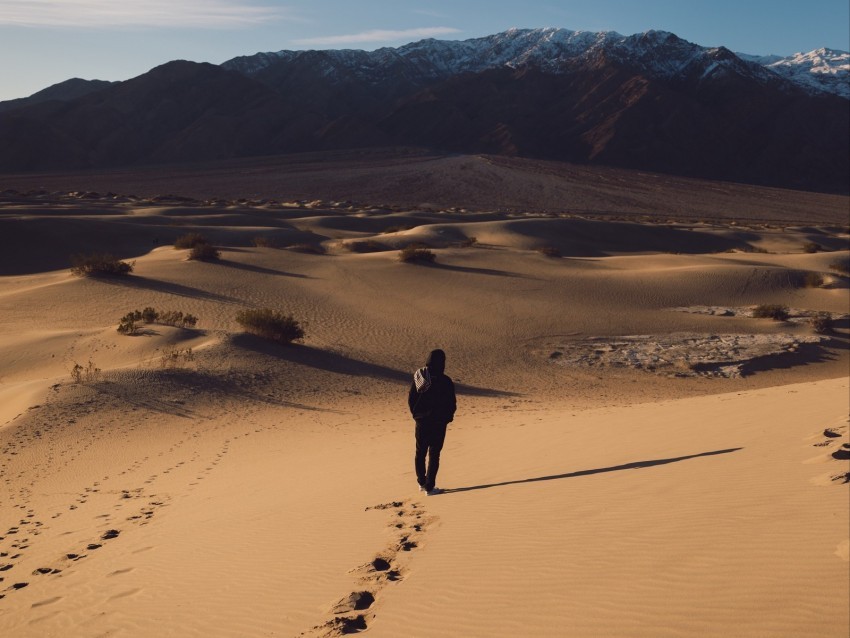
[1,28,847,193]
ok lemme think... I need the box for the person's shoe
[417,484,426,492]
[426,487,443,496]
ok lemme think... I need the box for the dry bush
[752,304,790,321]
[160,347,195,368]
[457,236,478,248]
[802,242,821,253]
[252,236,276,248]
[70,360,101,383]
[398,245,436,263]
[174,233,210,249]
[117,310,143,334]
[235,308,305,344]
[188,243,220,261]
[159,310,198,328]
[118,308,198,334]
[70,253,133,277]
[809,311,833,334]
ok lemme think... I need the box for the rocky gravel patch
[545,332,824,378]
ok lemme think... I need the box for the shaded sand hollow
[0,188,848,637]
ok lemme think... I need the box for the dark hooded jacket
[408,349,457,424]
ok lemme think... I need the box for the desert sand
[0,180,848,637]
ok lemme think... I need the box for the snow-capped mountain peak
[223,28,849,99]
[737,47,849,97]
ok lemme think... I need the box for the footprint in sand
[308,500,432,636]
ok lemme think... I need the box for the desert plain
[0,153,848,637]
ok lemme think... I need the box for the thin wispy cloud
[412,9,449,19]
[0,0,291,28]
[294,27,461,47]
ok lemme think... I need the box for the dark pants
[415,420,447,491]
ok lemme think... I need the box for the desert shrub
[287,243,326,255]
[802,242,821,253]
[345,240,385,253]
[160,347,195,368]
[188,243,220,261]
[159,310,198,328]
[235,308,305,344]
[117,310,144,334]
[804,272,825,288]
[535,245,561,258]
[752,304,790,321]
[828,259,850,275]
[398,246,436,263]
[118,308,197,334]
[70,253,133,277]
[174,233,210,249]
[71,360,101,383]
[457,236,478,248]
[809,311,832,334]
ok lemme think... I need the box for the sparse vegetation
[235,308,305,344]
[252,236,276,248]
[117,308,198,334]
[809,312,833,334]
[804,272,825,288]
[71,360,101,383]
[174,233,210,249]
[398,245,436,263]
[535,245,561,258]
[188,243,220,261]
[160,347,195,368]
[752,304,790,321]
[117,311,144,335]
[70,253,134,277]
[802,242,821,253]
[457,236,478,248]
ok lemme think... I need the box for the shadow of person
[443,448,743,494]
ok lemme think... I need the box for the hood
[425,349,446,376]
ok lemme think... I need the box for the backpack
[413,367,431,393]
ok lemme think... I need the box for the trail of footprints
[304,499,433,637]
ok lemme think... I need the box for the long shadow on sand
[92,274,240,304]
[423,262,536,279]
[232,336,518,398]
[214,258,310,278]
[693,341,839,377]
[444,448,743,494]
[96,368,339,415]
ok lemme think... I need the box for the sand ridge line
[302,499,434,637]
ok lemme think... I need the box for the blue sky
[1,0,848,101]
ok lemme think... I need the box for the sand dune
[0,192,847,636]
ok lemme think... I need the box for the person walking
[408,349,456,495]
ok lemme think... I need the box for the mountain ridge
[0,28,847,194]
